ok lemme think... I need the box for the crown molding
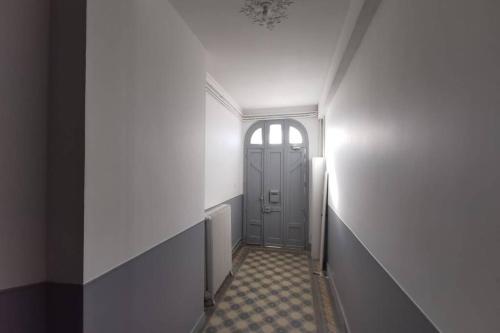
[205,74,319,121]
[242,105,318,121]
[205,73,243,118]
[242,111,318,121]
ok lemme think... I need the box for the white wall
[205,93,243,209]
[325,0,500,332]
[0,0,49,289]
[84,0,206,283]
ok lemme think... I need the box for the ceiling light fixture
[240,0,295,30]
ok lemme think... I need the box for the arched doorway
[244,119,309,248]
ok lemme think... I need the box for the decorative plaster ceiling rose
[240,0,295,30]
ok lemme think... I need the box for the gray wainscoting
[326,206,438,333]
[0,284,47,333]
[207,195,244,249]
[0,283,84,333]
[47,283,83,333]
[83,222,205,333]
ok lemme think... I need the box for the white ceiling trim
[205,73,243,118]
[242,106,319,120]
[206,73,319,120]
[243,112,318,121]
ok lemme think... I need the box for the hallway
[1,0,500,332]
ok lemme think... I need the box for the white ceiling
[170,0,349,111]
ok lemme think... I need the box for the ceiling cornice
[242,105,318,120]
[242,111,318,121]
[205,75,319,120]
[205,73,243,118]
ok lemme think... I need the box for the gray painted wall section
[47,283,83,333]
[229,195,243,248]
[83,222,205,333]
[207,195,244,249]
[0,283,84,333]
[0,285,47,333]
[0,1,49,331]
[0,0,49,290]
[326,206,438,333]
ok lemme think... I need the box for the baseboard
[326,264,351,333]
[190,312,206,333]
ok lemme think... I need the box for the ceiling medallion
[240,0,295,30]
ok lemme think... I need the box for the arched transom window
[247,121,307,146]
[250,127,263,144]
[289,126,303,144]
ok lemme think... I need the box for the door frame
[243,119,309,248]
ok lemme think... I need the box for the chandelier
[240,0,295,30]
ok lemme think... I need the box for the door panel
[263,149,283,246]
[285,147,307,246]
[246,149,264,245]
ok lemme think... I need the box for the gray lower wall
[326,206,438,333]
[83,221,205,333]
[207,195,244,249]
[0,284,47,333]
[0,283,84,333]
[47,283,83,333]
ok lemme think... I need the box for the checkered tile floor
[202,248,319,333]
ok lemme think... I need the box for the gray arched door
[244,119,308,248]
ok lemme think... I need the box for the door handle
[262,206,272,213]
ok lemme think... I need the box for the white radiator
[205,204,232,302]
